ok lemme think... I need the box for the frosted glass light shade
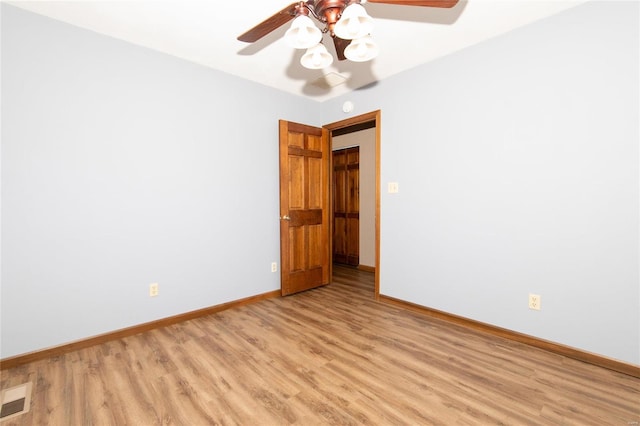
[284,15,322,49]
[300,43,334,69]
[344,35,379,62]
[333,4,374,40]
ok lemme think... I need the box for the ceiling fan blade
[237,2,299,43]
[332,36,351,61]
[366,0,459,7]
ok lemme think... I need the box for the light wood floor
[2,265,639,425]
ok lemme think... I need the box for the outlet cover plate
[528,293,541,310]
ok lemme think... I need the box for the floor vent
[0,383,32,422]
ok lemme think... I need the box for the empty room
[1,0,639,424]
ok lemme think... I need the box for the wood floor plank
[1,265,638,425]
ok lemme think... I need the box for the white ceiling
[7,0,586,102]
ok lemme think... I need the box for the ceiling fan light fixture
[300,43,334,69]
[333,3,374,40]
[344,34,379,62]
[285,15,322,49]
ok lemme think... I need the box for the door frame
[323,110,381,299]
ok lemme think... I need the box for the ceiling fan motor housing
[307,0,357,34]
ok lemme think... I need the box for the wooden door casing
[279,120,330,296]
[323,110,380,298]
[333,147,359,266]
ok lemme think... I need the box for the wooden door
[332,147,359,266]
[279,120,331,296]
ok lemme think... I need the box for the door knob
[281,215,290,220]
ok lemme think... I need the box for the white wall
[332,129,376,268]
[0,4,321,358]
[322,1,639,365]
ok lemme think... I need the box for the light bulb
[312,52,322,67]
[356,41,367,59]
[347,16,360,38]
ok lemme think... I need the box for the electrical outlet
[149,283,159,297]
[528,293,541,310]
[271,262,278,272]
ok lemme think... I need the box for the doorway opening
[324,110,380,298]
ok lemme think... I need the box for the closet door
[333,147,359,266]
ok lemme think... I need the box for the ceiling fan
[238,0,460,69]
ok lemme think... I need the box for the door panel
[279,120,330,296]
[332,147,360,266]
